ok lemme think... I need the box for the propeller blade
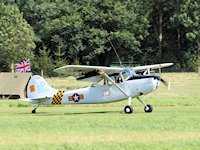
[160,78,168,87]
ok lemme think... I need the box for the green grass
[0,73,200,149]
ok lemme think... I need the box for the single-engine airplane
[21,63,173,114]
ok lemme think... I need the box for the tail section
[27,75,57,98]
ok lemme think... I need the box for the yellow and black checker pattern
[51,90,65,104]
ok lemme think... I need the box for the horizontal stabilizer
[20,97,52,102]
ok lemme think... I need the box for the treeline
[0,0,199,74]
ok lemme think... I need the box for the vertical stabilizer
[27,75,57,98]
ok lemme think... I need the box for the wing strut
[99,71,129,97]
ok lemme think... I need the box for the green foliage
[18,0,151,66]
[36,44,55,76]
[0,0,200,71]
[52,36,67,68]
[172,1,200,40]
[0,2,35,71]
[74,0,151,65]
[196,57,200,67]
[170,0,200,68]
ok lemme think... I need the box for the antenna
[100,25,123,68]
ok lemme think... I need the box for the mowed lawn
[0,73,200,150]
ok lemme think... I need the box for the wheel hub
[126,108,131,113]
[145,106,149,111]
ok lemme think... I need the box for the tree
[52,35,67,68]
[171,0,200,68]
[18,0,83,64]
[36,44,55,76]
[70,0,152,65]
[143,0,177,63]
[12,0,200,70]
[0,2,35,71]
[17,0,151,66]
[0,3,35,71]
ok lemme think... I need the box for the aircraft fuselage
[28,76,160,105]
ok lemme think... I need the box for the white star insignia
[73,94,79,102]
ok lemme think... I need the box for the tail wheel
[144,104,153,113]
[124,105,133,114]
[32,109,36,114]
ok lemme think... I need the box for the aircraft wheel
[32,109,36,114]
[144,104,153,113]
[124,105,133,114]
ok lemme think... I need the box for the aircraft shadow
[17,110,124,116]
[63,110,123,115]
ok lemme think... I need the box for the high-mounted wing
[132,63,173,72]
[54,65,123,75]
[54,65,123,82]
[54,63,173,82]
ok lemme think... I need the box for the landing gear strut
[124,97,153,114]
[137,97,153,113]
[32,103,40,114]
[124,97,134,114]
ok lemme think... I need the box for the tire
[32,109,36,114]
[124,105,133,114]
[144,104,153,113]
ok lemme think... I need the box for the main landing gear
[124,97,133,114]
[124,97,153,114]
[32,103,40,114]
[124,105,133,114]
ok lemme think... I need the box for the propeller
[153,75,169,88]
[160,78,168,87]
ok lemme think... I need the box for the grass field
[0,73,200,150]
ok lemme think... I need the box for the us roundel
[68,93,84,102]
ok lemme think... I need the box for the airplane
[21,63,173,114]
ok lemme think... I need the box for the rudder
[27,75,57,98]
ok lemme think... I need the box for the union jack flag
[15,59,31,73]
